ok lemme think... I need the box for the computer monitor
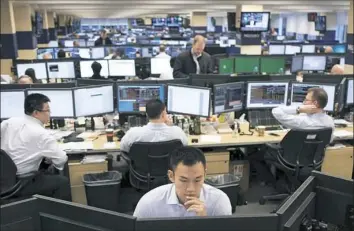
[26,89,75,118]
[108,60,136,77]
[285,45,301,55]
[301,45,316,53]
[219,58,234,74]
[260,57,286,74]
[0,90,25,119]
[64,40,74,47]
[291,56,304,73]
[37,48,55,59]
[346,78,353,105]
[16,63,48,80]
[80,60,109,78]
[117,84,165,113]
[247,81,289,108]
[150,58,171,74]
[302,56,326,71]
[46,61,76,79]
[91,47,105,59]
[290,82,336,111]
[332,44,347,53]
[189,74,231,87]
[234,56,260,74]
[269,45,285,55]
[167,85,210,117]
[213,82,244,114]
[74,85,114,117]
[78,48,91,59]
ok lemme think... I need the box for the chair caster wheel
[259,198,266,205]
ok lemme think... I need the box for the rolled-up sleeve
[39,134,68,170]
[272,106,308,129]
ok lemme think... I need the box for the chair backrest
[129,139,183,177]
[280,128,332,167]
[0,149,18,194]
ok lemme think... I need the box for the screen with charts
[46,62,75,79]
[285,45,301,55]
[17,63,48,80]
[291,56,304,73]
[91,47,105,59]
[302,56,326,71]
[346,79,353,105]
[302,45,316,53]
[0,90,25,119]
[150,58,171,74]
[109,60,136,76]
[167,85,210,117]
[240,12,270,32]
[213,82,244,114]
[141,47,159,58]
[247,82,288,108]
[291,83,336,111]
[80,60,109,78]
[117,85,165,113]
[74,85,114,117]
[26,89,74,118]
[332,44,347,53]
[269,45,285,55]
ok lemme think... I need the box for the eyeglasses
[37,109,51,113]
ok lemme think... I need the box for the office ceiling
[10,0,352,18]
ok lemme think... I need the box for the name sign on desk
[200,135,221,143]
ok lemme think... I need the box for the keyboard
[264,126,283,131]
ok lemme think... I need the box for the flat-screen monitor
[285,45,301,55]
[80,60,109,78]
[315,16,326,32]
[346,78,353,105]
[240,12,270,32]
[37,48,55,59]
[291,56,304,73]
[213,82,244,114]
[302,45,316,53]
[108,60,136,76]
[91,47,105,59]
[219,58,234,74]
[64,40,74,47]
[0,90,25,119]
[117,84,165,113]
[247,81,289,108]
[167,85,210,117]
[260,57,286,74]
[26,89,75,118]
[269,45,285,55]
[234,56,260,74]
[16,63,48,80]
[152,18,166,26]
[332,44,347,53]
[78,48,91,59]
[302,56,326,71]
[46,61,76,79]
[150,58,171,74]
[74,85,114,117]
[290,82,336,111]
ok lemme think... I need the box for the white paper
[333,130,353,138]
[103,142,117,149]
[59,141,93,151]
[200,135,221,143]
[76,131,101,139]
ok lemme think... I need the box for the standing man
[173,35,213,78]
[94,30,113,46]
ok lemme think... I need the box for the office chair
[128,140,183,191]
[259,128,332,205]
[0,149,38,204]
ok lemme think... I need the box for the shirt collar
[25,114,44,126]
[146,122,168,129]
[191,48,202,59]
[167,184,205,205]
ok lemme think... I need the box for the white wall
[296,14,308,34]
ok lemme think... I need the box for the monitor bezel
[212,82,245,114]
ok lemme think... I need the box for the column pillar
[345,0,353,74]
[191,12,207,35]
[0,0,17,76]
[57,15,67,36]
[37,10,50,47]
[47,12,57,41]
[13,4,37,59]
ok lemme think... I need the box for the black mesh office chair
[259,128,332,205]
[128,140,183,191]
[0,149,38,204]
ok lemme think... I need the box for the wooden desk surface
[66,127,353,154]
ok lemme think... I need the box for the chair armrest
[17,171,39,180]
[265,143,282,150]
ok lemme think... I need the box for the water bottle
[278,67,284,74]
[232,121,239,138]
[183,120,190,136]
[253,66,259,73]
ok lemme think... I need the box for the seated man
[17,75,33,84]
[133,146,232,218]
[120,99,188,153]
[91,61,104,79]
[330,64,344,75]
[1,93,70,200]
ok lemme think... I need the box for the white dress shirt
[1,115,68,175]
[120,122,188,153]
[159,67,174,80]
[133,183,232,218]
[155,52,171,60]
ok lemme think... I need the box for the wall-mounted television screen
[315,16,326,32]
[240,12,270,32]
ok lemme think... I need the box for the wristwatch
[296,107,300,114]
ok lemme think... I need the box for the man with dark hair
[91,61,103,79]
[24,68,38,83]
[173,35,213,78]
[17,75,33,84]
[1,93,70,200]
[155,44,171,59]
[94,30,112,46]
[120,99,188,153]
[133,146,232,218]
[57,49,66,59]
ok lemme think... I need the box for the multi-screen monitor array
[16,58,172,79]
[268,44,347,55]
[2,79,352,119]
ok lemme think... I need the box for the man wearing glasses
[1,93,70,200]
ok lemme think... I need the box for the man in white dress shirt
[155,45,171,59]
[133,146,232,218]
[1,93,70,200]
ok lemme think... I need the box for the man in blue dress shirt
[133,146,232,218]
